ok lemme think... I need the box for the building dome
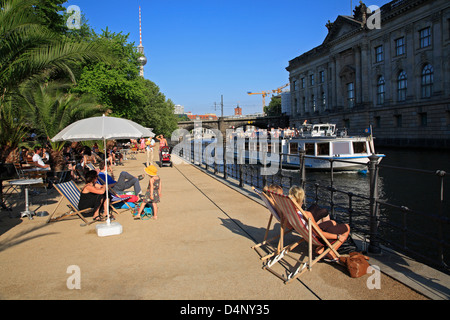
[138,55,147,66]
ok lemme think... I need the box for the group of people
[77,163,162,221]
[19,146,51,170]
[77,147,164,222]
[264,184,350,262]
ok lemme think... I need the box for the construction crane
[247,83,289,111]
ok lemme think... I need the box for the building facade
[286,0,450,148]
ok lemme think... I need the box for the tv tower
[137,6,147,77]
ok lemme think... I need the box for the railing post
[368,154,381,254]
[262,152,267,188]
[239,164,244,187]
[299,150,306,191]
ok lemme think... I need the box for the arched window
[397,71,407,102]
[377,76,385,105]
[421,64,433,98]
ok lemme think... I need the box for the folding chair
[251,187,296,261]
[264,190,342,284]
[97,176,132,214]
[85,163,97,171]
[46,180,94,226]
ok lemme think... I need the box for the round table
[8,178,44,219]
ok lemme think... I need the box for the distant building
[286,0,450,149]
[234,105,242,116]
[174,104,185,114]
[187,113,218,121]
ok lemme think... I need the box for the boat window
[304,143,315,155]
[353,141,367,154]
[317,142,330,156]
[289,142,298,154]
[333,141,350,154]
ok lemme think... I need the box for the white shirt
[146,138,155,150]
[32,153,49,170]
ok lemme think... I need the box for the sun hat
[144,165,158,176]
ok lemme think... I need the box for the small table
[120,149,130,161]
[8,178,44,219]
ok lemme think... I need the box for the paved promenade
[0,151,447,300]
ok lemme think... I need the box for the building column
[360,41,370,104]
[354,45,362,105]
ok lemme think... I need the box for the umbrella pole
[96,138,122,237]
[104,138,110,225]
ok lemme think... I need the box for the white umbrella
[52,114,155,236]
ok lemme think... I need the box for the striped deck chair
[265,190,342,284]
[46,181,94,226]
[251,187,296,261]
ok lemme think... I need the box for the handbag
[339,252,370,278]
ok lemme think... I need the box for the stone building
[286,0,450,148]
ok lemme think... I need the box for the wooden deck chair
[97,176,132,214]
[251,187,296,261]
[47,180,94,226]
[264,190,342,284]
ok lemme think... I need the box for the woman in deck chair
[78,170,110,222]
[289,185,350,262]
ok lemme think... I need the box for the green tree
[73,29,178,137]
[264,95,282,116]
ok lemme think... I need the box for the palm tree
[18,80,106,168]
[0,0,110,105]
[0,0,111,161]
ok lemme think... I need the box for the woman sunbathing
[289,185,350,261]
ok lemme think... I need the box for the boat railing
[174,142,449,273]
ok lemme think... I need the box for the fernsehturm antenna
[137,6,147,77]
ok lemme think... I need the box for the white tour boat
[279,123,385,171]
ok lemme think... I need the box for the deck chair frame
[264,190,342,284]
[47,181,94,226]
[251,187,297,261]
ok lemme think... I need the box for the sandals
[93,216,104,222]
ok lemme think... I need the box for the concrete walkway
[0,151,446,300]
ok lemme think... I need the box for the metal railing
[175,142,449,273]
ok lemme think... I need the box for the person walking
[145,137,155,166]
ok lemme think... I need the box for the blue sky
[64,0,391,116]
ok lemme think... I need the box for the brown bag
[339,252,370,278]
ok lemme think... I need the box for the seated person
[42,146,51,164]
[82,146,96,172]
[97,161,142,195]
[32,146,51,170]
[289,185,349,262]
[78,170,110,222]
[289,185,330,224]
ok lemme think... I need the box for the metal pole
[299,149,306,190]
[368,154,381,254]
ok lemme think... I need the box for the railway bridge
[177,115,289,137]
